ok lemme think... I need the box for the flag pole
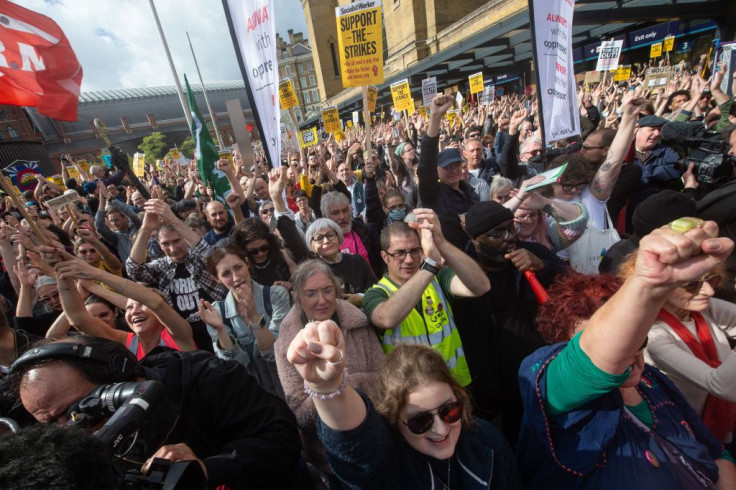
[148,0,192,128]
[186,31,225,149]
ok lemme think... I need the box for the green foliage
[179,136,195,159]
[138,132,168,163]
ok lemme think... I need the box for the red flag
[0,2,83,121]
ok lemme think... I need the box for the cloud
[14,0,309,91]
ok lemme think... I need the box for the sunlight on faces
[37,284,61,311]
[397,381,462,460]
[205,202,229,232]
[382,232,422,284]
[106,210,128,232]
[157,228,188,263]
[297,271,337,322]
[311,228,340,259]
[125,299,160,336]
[514,208,539,239]
[437,161,463,187]
[215,253,252,295]
[326,204,352,234]
[76,243,101,267]
[666,277,717,316]
[491,186,512,204]
[635,126,661,152]
[463,140,483,169]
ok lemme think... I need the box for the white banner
[530,0,580,143]
[422,77,437,106]
[595,40,623,72]
[224,0,280,168]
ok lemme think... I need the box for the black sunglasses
[400,400,463,434]
[246,244,270,255]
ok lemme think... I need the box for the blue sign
[490,73,519,85]
[628,22,677,49]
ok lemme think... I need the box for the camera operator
[8,336,305,489]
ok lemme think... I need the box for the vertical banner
[422,77,437,106]
[222,0,280,169]
[595,40,623,72]
[278,78,299,109]
[298,128,319,148]
[468,72,484,94]
[322,107,341,133]
[529,0,580,144]
[335,0,384,88]
[390,79,412,111]
[366,85,378,112]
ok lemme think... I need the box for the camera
[673,135,734,185]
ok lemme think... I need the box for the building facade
[277,30,321,122]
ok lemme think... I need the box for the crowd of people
[0,49,734,490]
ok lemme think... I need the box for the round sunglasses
[400,400,463,434]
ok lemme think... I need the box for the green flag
[184,74,230,201]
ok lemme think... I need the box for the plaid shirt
[126,238,227,305]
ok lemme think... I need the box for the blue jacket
[517,342,722,489]
[318,392,521,489]
[635,144,682,185]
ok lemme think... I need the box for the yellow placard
[346,120,353,129]
[366,85,377,112]
[408,99,416,114]
[132,153,146,178]
[390,79,412,112]
[77,159,90,173]
[614,65,632,82]
[335,0,384,88]
[417,105,428,118]
[663,36,675,53]
[279,78,299,109]
[322,107,341,133]
[170,148,181,160]
[298,128,319,148]
[446,109,460,126]
[334,129,346,142]
[65,165,80,181]
[48,176,66,189]
[468,72,484,94]
[650,42,663,58]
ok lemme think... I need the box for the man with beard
[203,201,233,248]
[451,201,565,444]
[363,209,490,389]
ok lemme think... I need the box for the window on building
[312,89,320,103]
[6,126,19,140]
[285,65,291,75]
[298,64,304,74]
[0,110,7,121]
[309,74,316,86]
[300,76,307,87]
[304,91,311,104]
[329,42,340,77]
[307,61,313,70]
[295,108,302,122]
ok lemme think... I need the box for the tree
[138,132,167,163]
[178,136,195,159]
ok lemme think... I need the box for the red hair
[535,271,622,344]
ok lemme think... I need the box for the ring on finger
[327,349,344,366]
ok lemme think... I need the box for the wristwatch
[249,317,267,329]
[420,257,440,275]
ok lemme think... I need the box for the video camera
[662,122,735,185]
[67,381,206,490]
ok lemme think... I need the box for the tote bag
[566,208,620,275]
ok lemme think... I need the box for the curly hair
[375,344,472,429]
[540,154,593,198]
[535,271,622,344]
[229,218,283,264]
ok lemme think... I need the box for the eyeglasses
[312,232,337,243]
[385,247,423,261]
[386,204,405,211]
[39,290,59,304]
[559,181,588,193]
[246,244,270,255]
[682,274,721,294]
[260,207,274,215]
[515,213,538,222]
[400,400,464,435]
[482,223,521,241]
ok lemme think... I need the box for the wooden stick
[66,204,80,229]
[0,176,48,245]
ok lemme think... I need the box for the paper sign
[595,40,623,72]
[584,71,602,85]
[335,0,384,88]
[614,65,632,82]
[455,91,464,108]
[468,72,484,94]
[446,109,460,126]
[298,127,319,148]
[390,79,412,112]
[352,110,360,127]
[132,153,145,178]
[322,107,341,133]
[346,120,353,128]
[334,129,346,142]
[643,66,675,88]
[278,78,299,109]
[650,42,663,58]
[525,163,568,191]
[481,85,495,104]
[366,85,377,112]
[663,35,675,53]
[45,191,81,211]
[65,165,80,181]
[408,99,415,114]
[48,176,66,189]
[422,77,437,106]
[417,105,428,118]
[76,159,90,173]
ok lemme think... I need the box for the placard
[278,78,299,109]
[595,40,623,72]
[468,72,484,94]
[45,191,81,210]
[643,66,675,88]
[481,85,495,104]
[663,35,675,53]
[298,127,319,148]
[614,65,632,82]
[422,77,437,106]
[584,71,602,85]
[132,153,145,178]
[352,110,360,127]
[366,85,377,112]
[335,0,384,88]
[390,79,412,112]
[322,107,341,133]
[650,42,663,58]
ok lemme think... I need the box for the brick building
[277,30,320,122]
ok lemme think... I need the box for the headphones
[10,341,138,381]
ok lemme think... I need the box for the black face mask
[475,239,512,266]
[527,154,545,165]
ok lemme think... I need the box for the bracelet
[303,368,349,400]
[120,278,128,294]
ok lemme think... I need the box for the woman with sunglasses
[229,218,295,288]
[518,221,736,489]
[618,257,736,443]
[286,321,520,489]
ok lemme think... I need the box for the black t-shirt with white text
[170,262,214,353]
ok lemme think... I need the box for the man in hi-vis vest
[363,209,490,387]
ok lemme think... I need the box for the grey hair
[462,137,482,151]
[320,191,350,218]
[519,137,542,155]
[305,218,344,250]
[490,175,513,198]
[290,259,343,311]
